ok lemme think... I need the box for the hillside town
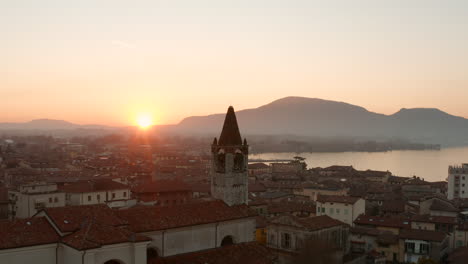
[0,107,467,264]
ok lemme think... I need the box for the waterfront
[250,146,468,182]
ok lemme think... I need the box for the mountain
[0,119,112,131]
[172,97,468,147]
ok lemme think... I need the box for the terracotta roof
[267,201,316,215]
[323,165,355,171]
[217,106,243,146]
[411,214,457,225]
[132,180,191,193]
[399,229,446,242]
[350,227,382,237]
[151,242,275,264]
[354,214,411,229]
[61,222,150,250]
[448,246,468,264]
[248,163,270,170]
[0,217,59,249]
[117,200,257,233]
[381,200,406,213]
[270,215,346,231]
[429,199,459,212]
[59,179,129,193]
[189,183,211,193]
[248,183,267,193]
[317,195,361,204]
[41,204,126,233]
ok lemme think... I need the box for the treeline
[248,137,440,153]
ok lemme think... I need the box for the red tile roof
[399,229,447,242]
[41,204,126,233]
[62,222,150,250]
[317,195,361,204]
[117,200,257,233]
[411,214,457,225]
[151,242,275,264]
[248,163,270,170]
[0,217,59,249]
[354,214,411,229]
[132,180,191,194]
[267,201,316,215]
[270,215,346,231]
[59,179,129,193]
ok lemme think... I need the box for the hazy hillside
[3,97,468,147]
[174,97,468,147]
[0,119,115,135]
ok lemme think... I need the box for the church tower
[211,106,249,206]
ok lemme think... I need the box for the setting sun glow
[136,114,153,129]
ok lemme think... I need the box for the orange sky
[2,1,468,126]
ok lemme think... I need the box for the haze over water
[251,146,468,182]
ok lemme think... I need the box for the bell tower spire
[211,106,248,206]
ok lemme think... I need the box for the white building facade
[448,164,468,200]
[316,195,365,226]
[8,182,66,218]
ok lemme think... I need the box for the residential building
[294,182,348,201]
[420,197,459,217]
[8,182,65,218]
[60,179,133,208]
[399,229,449,263]
[267,215,348,262]
[131,180,192,206]
[316,195,365,225]
[248,163,271,177]
[354,215,411,235]
[448,164,468,200]
[454,223,468,248]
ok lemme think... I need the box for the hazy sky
[2,0,468,126]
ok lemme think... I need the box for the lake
[250,146,468,182]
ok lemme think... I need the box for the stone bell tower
[211,106,249,206]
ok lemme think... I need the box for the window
[123,191,127,197]
[281,233,291,249]
[321,207,325,213]
[405,242,415,253]
[336,208,340,214]
[49,197,52,203]
[329,208,334,214]
[344,209,349,215]
[88,195,91,201]
[112,193,116,199]
[54,197,58,203]
[420,243,429,254]
[317,207,321,213]
[97,194,100,200]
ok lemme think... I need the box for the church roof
[218,106,243,146]
[117,200,256,233]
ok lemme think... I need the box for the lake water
[250,146,468,182]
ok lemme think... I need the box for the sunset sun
[136,114,153,129]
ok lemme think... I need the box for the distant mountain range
[173,97,468,147]
[0,119,114,131]
[2,97,468,147]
